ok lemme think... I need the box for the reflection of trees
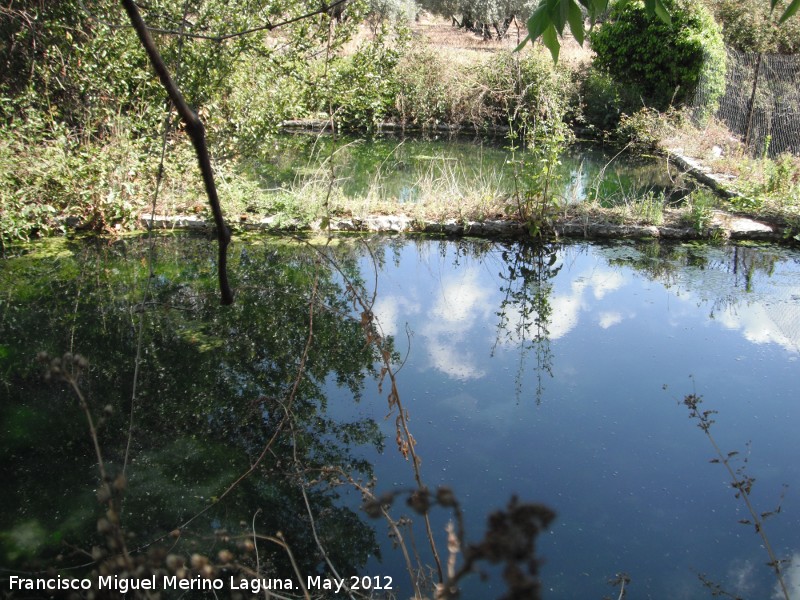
[493,242,562,404]
[0,234,383,580]
[601,241,783,318]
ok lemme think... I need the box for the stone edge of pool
[137,209,782,242]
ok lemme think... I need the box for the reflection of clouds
[549,294,583,339]
[497,268,628,344]
[589,270,625,299]
[726,558,756,597]
[430,271,492,323]
[716,303,800,354]
[421,268,493,380]
[440,391,480,412]
[372,295,420,338]
[426,338,486,380]
[598,311,623,329]
[775,552,800,599]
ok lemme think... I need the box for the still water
[1,234,799,599]
[250,134,690,206]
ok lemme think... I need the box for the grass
[661,115,800,233]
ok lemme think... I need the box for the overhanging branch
[121,0,234,305]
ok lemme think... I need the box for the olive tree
[420,0,539,38]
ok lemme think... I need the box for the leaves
[780,0,800,23]
[567,0,585,45]
[522,0,673,59]
[653,0,672,24]
[541,24,561,62]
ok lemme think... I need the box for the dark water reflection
[0,235,384,589]
[2,235,799,599]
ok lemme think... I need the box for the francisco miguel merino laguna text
[8,575,293,594]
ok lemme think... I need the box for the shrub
[0,116,203,253]
[394,45,455,127]
[316,28,406,131]
[590,0,726,114]
[709,0,800,53]
[578,67,626,132]
[475,50,577,134]
[614,106,688,149]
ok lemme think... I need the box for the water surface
[250,134,691,207]
[1,235,799,599]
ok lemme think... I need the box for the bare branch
[87,0,350,42]
[121,0,234,305]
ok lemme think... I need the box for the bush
[709,0,800,53]
[590,0,726,113]
[475,50,577,134]
[394,46,459,128]
[578,67,626,132]
[614,106,686,149]
[315,28,407,131]
[0,116,205,253]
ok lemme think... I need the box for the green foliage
[505,60,573,235]
[393,46,577,132]
[614,107,679,149]
[0,1,172,135]
[510,127,570,234]
[315,27,408,131]
[684,187,717,231]
[519,0,672,61]
[520,0,800,61]
[394,45,457,127]
[590,0,727,113]
[729,153,800,217]
[709,0,800,52]
[480,50,577,130]
[0,116,209,252]
[577,67,626,132]
[214,54,309,160]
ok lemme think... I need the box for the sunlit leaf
[542,23,561,63]
[525,3,551,42]
[567,0,585,45]
[780,0,800,23]
[554,0,570,35]
[514,34,531,52]
[584,0,609,22]
[653,0,672,24]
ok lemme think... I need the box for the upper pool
[249,133,692,207]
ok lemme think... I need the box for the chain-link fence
[694,48,800,157]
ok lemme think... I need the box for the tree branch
[120,0,234,305]
[90,0,350,42]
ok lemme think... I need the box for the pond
[1,234,799,599]
[248,134,692,207]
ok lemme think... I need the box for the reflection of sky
[332,240,800,599]
[373,244,800,385]
[778,553,800,599]
[373,255,636,378]
[718,302,800,354]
